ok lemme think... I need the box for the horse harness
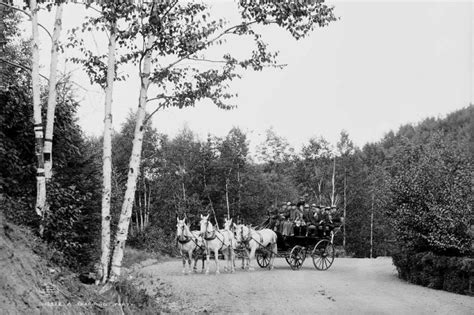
[177,225,205,251]
[202,221,230,250]
[240,227,264,249]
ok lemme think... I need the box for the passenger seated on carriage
[313,206,326,237]
[281,203,295,236]
[277,202,289,233]
[321,207,335,236]
[294,212,306,236]
[305,204,318,237]
[329,206,344,226]
[268,206,280,230]
[289,204,302,236]
[297,203,311,236]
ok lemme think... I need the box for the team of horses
[176,214,277,274]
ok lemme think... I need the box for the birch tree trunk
[30,0,46,226]
[146,185,151,227]
[0,5,6,89]
[100,21,116,283]
[237,170,241,218]
[343,172,347,250]
[370,193,374,259]
[109,34,155,281]
[331,157,336,206]
[44,3,64,180]
[181,179,186,201]
[143,180,148,228]
[133,195,138,235]
[225,177,230,219]
[138,190,143,232]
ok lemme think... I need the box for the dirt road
[135,257,474,314]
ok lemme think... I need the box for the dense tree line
[104,105,472,259]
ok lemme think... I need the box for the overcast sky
[30,0,473,154]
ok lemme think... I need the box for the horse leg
[241,248,249,269]
[187,251,193,274]
[223,247,229,272]
[214,248,220,274]
[248,246,256,271]
[205,246,210,275]
[269,242,277,270]
[230,247,235,273]
[181,253,186,274]
[193,252,198,273]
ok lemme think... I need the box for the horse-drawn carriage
[177,214,341,274]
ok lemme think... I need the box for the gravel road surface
[135,257,474,314]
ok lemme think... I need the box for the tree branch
[0,57,49,81]
[162,19,277,72]
[146,94,171,104]
[185,57,287,68]
[0,2,53,42]
[143,99,170,124]
[83,2,102,15]
[186,57,228,64]
[160,0,178,21]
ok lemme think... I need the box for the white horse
[176,217,205,274]
[199,214,235,274]
[234,224,278,270]
[228,222,249,270]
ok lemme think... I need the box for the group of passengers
[267,200,343,238]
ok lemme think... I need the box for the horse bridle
[202,219,217,240]
[177,223,192,243]
[239,225,252,244]
[239,226,266,249]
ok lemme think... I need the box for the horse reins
[239,226,265,249]
[202,220,227,250]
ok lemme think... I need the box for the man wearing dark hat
[330,206,343,226]
[305,204,318,236]
[313,205,326,237]
[267,205,279,230]
[321,206,334,237]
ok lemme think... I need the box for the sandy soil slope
[136,257,474,314]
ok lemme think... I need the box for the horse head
[223,218,233,231]
[199,214,213,236]
[235,224,252,244]
[176,217,189,241]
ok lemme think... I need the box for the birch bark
[100,21,116,283]
[44,3,64,179]
[109,34,155,281]
[30,0,46,222]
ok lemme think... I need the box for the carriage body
[255,225,341,271]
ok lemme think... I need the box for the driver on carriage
[267,205,280,231]
[320,206,343,237]
[304,204,319,237]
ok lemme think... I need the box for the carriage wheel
[256,245,273,268]
[286,245,306,270]
[312,239,335,270]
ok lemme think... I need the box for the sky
[24,0,473,154]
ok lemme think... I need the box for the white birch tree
[29,0,46,221]
[44,3,64,180]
